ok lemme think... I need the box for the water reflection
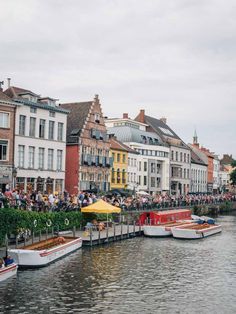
[0,215,236,313]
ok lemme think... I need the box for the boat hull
[0,263,18,282]
[172,225,222,239]
[9,237,82,268]
[143,225,172,237]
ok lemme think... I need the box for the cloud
[0,0,235,157]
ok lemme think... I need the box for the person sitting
[4,255,14,267]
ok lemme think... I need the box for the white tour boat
[171,222,222,239]
[143,221,194,237]
[8,236,82,268]
[0,263,18,282]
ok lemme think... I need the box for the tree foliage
[231,160,236,168]
[230,169,236,186]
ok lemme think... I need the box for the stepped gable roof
[0,90,13,102]
[110,137,139,154]
[190,149,207,166]
[60,101,93,143]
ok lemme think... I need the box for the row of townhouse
[0,80,229,195]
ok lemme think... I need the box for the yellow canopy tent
[81,199,121,228]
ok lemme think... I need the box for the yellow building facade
[109,138,129,190]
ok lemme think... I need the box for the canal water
[0,214,236,314]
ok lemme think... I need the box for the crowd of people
[0,188,236,212]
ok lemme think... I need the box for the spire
[193,129,198,145]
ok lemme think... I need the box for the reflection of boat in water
[140,209,192,237]
[172,222,222,239]
[9,236,82,268]
[0,262,17,282]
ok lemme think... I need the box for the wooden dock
[3,224,144,251]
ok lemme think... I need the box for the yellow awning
[81,199,121,214]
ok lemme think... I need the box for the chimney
[7,78,11,88]
[160,117,167,124]
[139,109,145,123]
[0,81,4,91]
[123,113,129,119]
[94,94,99,101]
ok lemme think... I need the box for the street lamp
[12,167,17,190]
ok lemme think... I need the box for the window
[39,119,46,138]
[117,153,120,162]
[187,169,189,179]
[18,145,25,168]
[175,151,178,161]
[184,153,186,163]
[55,179,63,193]
[19,115,26,135]
[58,122,64,141]
[151,177,155,188]
[38,148,45,169]
[30,107,37,113]
[48,121,55,140]
[0,140,8,160]
[122,154,126,163]
[171,150,174,161]
[95,113,100,123]
[0,112,9,128]
[122,169,126,184]
[151,163,155,173]
[29,117,36,137]
[187,154,190,163]
[144,162,147,172]
[48,149,54,170]
[111,168,115,183]
[139,161,141,171]
[138,175,141,185]
[28,146,35,168]
[128,157,130,166]
[117,169,120,183]
[144,176,147,186]
[49,111,55,117]
[57,150,63,171]
[180,152,183,162]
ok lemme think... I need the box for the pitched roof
[190,149,207,166]
[110,137,139,154]
[0,90,13,102]
[4,86,39,98]
[60,102,93,143]
[107,126,163,146]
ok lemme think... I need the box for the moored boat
[171,222,222,239]
[8,236,82,268]
[143,221,193,237]
[0,263,18,282]
[140,209,192,237]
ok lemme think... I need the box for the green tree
[231,160,236,168]
[230,169,236,186]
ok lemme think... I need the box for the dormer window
[95,113,100,123]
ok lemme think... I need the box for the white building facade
[106,116,170,194]
[213,155,220,193]
[127,151,139,192]
[5,87,68,194]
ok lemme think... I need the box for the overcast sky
[1,0,235,158]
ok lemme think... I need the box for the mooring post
[90,227,92,247]
[113,223,116,241]
[39,230,41,242]
[139,222,141,235]
[133,220,135,236]
[46,228,48,240]
[127,219,129,238]
[121,223,123,239]
[106,224,109,243]
[98,228,101,245]
[15,236,18,249]
[32,230,34,244]
[52,227,54,237]
[73,226,76,237]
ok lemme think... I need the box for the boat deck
[22,237,78,251]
